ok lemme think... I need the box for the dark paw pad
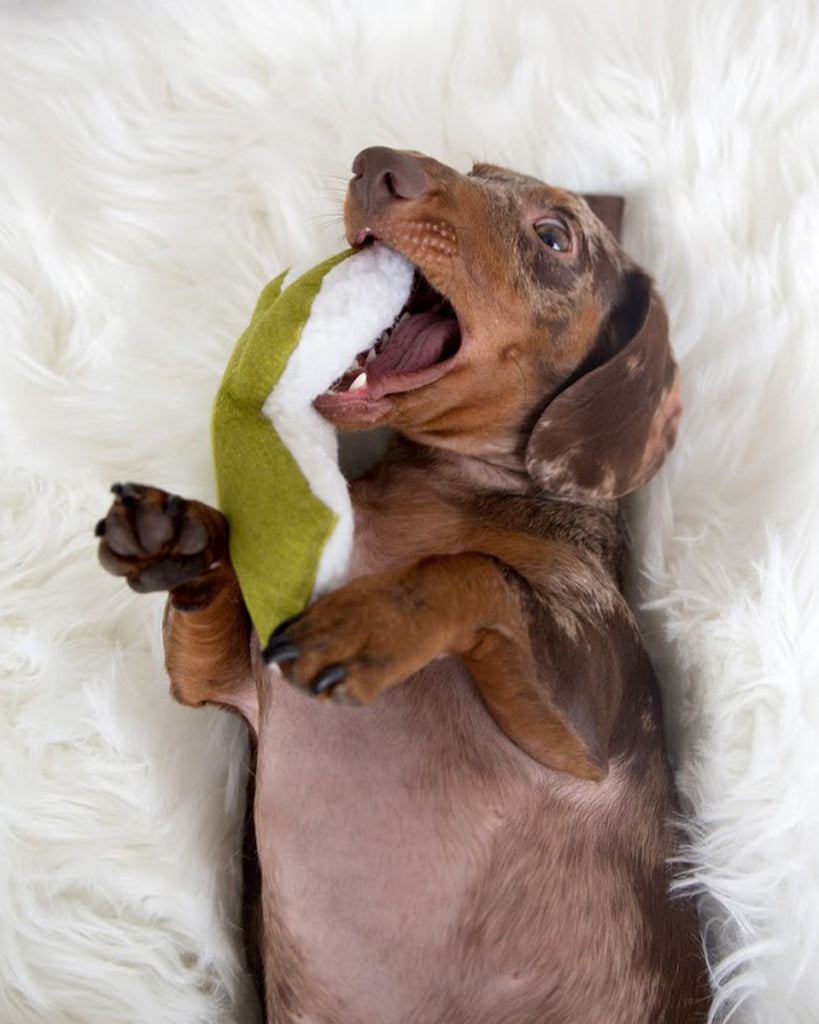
[97,483,226,594]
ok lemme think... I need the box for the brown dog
[97,148,709,1023]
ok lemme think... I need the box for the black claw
[111,481,141,505]
[311,663,347,694]
[94,518,106,537]
[120,482,143,502]
[271,613,303,638]
[262,635,300,664]
[165,493,184,516]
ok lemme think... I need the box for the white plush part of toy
[261,244,414,598]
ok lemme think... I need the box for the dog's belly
[253,659,654,1024]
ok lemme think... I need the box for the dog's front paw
[261,569,453,704]
[96,482,228,598]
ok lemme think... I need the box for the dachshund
[97,148,709,1024]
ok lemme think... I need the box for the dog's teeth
[349,372,367,391]
[366,347,378,363]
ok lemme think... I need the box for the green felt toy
[211,244,414,643]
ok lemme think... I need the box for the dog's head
[315,147,680,501]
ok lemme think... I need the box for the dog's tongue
[366,310,458,385]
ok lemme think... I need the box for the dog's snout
[350,147,427,216]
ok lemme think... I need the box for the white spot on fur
[625,354,644,377]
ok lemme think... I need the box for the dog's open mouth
[314,253,462,419]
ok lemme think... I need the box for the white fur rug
[1,2,817,1022]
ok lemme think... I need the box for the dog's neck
[434,447,533,495]
[380,435,534,496]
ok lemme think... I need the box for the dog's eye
[534,218,572,253]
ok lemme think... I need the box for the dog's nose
[349,147,428,216]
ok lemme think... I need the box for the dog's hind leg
[96,482,258,729]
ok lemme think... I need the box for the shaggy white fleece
[1,2,817,1022]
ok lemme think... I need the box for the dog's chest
[252,502,547,1021]
[250,494,650,1024]
[255,660,530,1021]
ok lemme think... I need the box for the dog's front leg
[96,483,257,725]
[263,550,625,780]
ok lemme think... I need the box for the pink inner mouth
[317,263,462,409]
[367,308,460,384]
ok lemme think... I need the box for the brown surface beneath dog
[98,149,709,1023]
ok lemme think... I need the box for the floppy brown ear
[583,194,625,242]
[526,272,681,501]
